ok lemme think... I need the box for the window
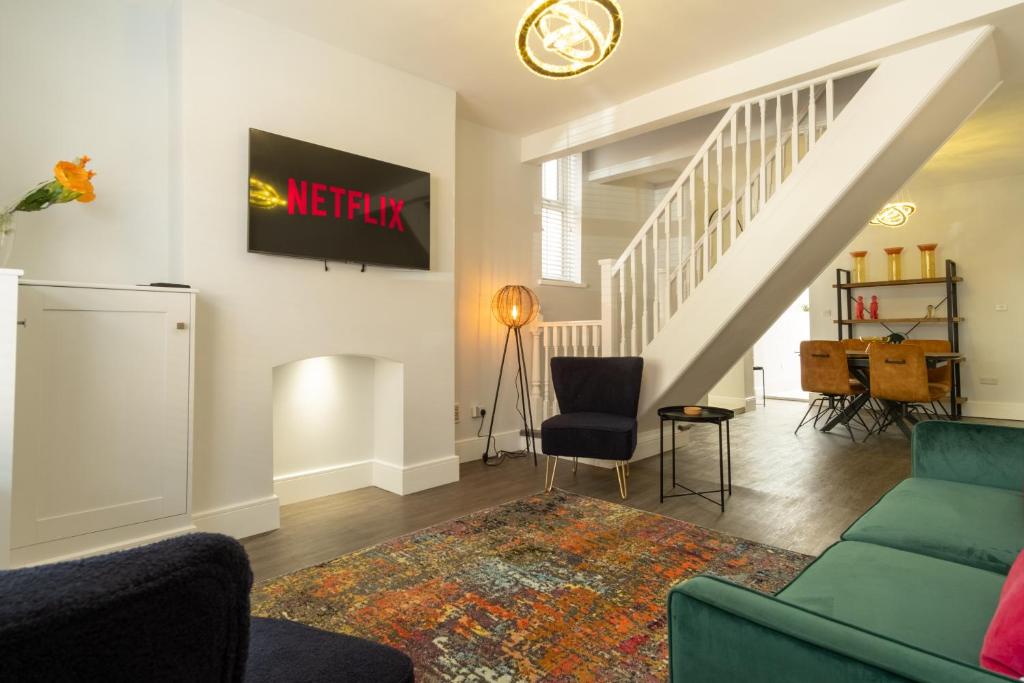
[540,154,582,284]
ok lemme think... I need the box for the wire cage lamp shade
[491,285,540,329]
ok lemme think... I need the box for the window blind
[540,154,582,283]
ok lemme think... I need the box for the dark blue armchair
[541,356,644,498]
[0,533,413,682]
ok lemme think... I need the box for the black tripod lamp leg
[483,327,512,462]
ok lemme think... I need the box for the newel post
[530,313,544,422]
[599,259,614,357]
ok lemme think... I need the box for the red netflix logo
[287,178,406,232]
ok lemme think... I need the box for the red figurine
[870,295,879,320]
[855,295,865,320]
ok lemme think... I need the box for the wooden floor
[241,399,937,582]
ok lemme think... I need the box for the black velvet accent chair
[0,533,414,683]
[541,356,644,498]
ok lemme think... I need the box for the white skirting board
[10,514,197,568]
[193,495,281,539]
[273,455,460,505]
[962,401,1024,422]
[273,461,375,505]
[455,428,524,464]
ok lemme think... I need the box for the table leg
[659,419,664,504]
[821,391,869,432]
[726,419,732,495]
[671,421,677,487]
[718,422,725,512]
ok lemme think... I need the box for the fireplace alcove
[272,354,404,505]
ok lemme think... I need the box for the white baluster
[581,324,590,357]
[618,267,626,355]
[599,258,615,357]
[663,209,671,319]
[716,133,723,263]
[791,89,799,174]
[530,324,543,422]
[808,84,817,149]
[744,103,752,226]
[543,325,553,418]
[759,99,767,210]
[592,324,601,356]
[640,232,649,349]
[774,96,782,196]
[730,114,738,242]
[826,78,835,127]
[701,154,710,280]
[652,217,660,333]
[630,250,638,354]
[572,324,581,357]
[689,178,698,290]
[675,189,684,305]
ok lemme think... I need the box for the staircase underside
[636,27,1002,416]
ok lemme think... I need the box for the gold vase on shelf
[849,251,868,283]
[884,246,904,281]
[917,243,938,278]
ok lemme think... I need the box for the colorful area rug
[251,491,811,682]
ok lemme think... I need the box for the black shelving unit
[832,259,963,418]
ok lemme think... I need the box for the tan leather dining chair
[868,343,949,436]
[797,341,865,441]
[902,339,953,417]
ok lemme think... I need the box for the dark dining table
[820,350,965,438]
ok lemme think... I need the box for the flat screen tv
[247,129,430,270]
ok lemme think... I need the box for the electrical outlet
[980,377,999,386]
[454,402,461,423]
[472,405,485,419]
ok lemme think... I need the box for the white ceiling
[221,0,902,134]
[912,81,1024,186]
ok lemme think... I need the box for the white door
[753,289,811,401]
[11,286,191,548]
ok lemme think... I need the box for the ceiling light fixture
[869,201,917,228]
[516,0,623,79]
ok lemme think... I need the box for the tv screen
[247,129,430,270]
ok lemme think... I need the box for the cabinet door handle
[176,322,187,330]
[16,320,26,327]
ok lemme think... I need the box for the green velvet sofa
[669,421,1024,682]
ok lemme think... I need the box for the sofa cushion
[981,550,1024,677]
[778,541,1004,667]
[842,478,1024,574]
[541,412,637,461]
[247,617,414,683]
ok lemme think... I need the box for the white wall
[179,0,458,532]
[0,0,176,283]
[454,119,538,457]
[809,172,1024,420]
[754,290,810,400]
[272,355,376,478]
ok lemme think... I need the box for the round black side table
[657,406,735,511]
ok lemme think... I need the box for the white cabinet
[10,282,195,565]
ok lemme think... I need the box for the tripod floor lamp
[482,285,539,465]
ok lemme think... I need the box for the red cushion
[981,550,1024,677]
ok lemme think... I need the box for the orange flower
[53,156,96,203]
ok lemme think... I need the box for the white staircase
[531,27,1001,419]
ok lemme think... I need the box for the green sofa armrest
[669,576,1006,683]
[912,422,1024,491]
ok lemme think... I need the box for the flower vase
[0,212,14,267]
[917,243,938,278]
[884,246,903,281]
[849,251,868,283]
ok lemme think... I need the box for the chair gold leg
[625,462,630,478]
[544,456,558,493]
[573,457,578,475]
[614,462,628,499]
